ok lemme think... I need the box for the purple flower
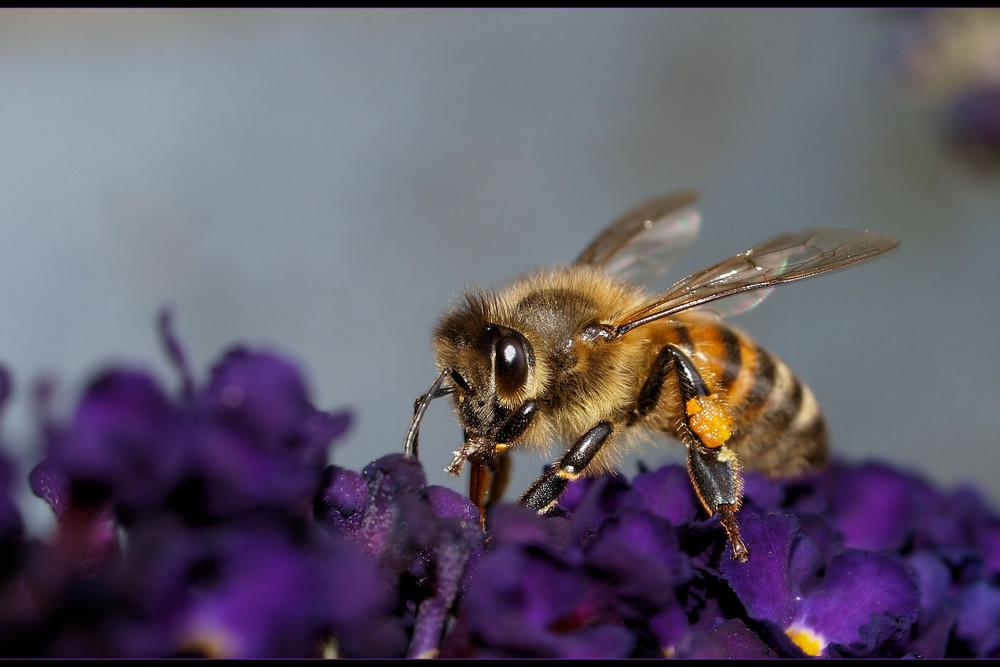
[441,470,702,658]
[885,9,1000,171]
[948,85,1000,167]
[316,454,484,658]
[116,521,406,658]
[954,579,1000,656]
[32,350,351,528]
[721,511,919,657]
[446,504,636,658]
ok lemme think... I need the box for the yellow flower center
[785,625,824,657]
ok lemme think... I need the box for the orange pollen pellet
[685,395,732,448]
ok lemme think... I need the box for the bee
[404,192,898,561]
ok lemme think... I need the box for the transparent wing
[702,286,776,319]
[611,228,900,336]
[574,191,701,287]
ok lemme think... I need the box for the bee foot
[718,505,749,562]
[445,453,466,476]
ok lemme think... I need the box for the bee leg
[404,369,467,458]
[686,444,748,562]
[660,345,749,562]
[518,421,613,513]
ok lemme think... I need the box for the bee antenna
[404,368,459,458]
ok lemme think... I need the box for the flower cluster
[0,323,997,657]
[2,321,410,657]
[887,9,1000,171]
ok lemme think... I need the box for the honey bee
[404,192,898,561]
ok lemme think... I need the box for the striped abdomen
[654,312,828,477]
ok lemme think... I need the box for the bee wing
[574,191,701,287]
[612,228,900,336]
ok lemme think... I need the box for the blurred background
[1,9,998,534]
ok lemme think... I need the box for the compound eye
[494,332,529,395]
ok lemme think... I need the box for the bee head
[432,293,540,437]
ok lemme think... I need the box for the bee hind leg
[660,345,750,562]
[518,421,613,513]
[687,443,749,562]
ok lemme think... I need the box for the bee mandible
[403,192,899,561]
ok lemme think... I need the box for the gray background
[2,9,998,533]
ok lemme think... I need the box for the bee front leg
[518,421,613,513]
[660,345,749,562]
[405,368,467,458]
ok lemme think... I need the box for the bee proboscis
[404,192,899,561]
